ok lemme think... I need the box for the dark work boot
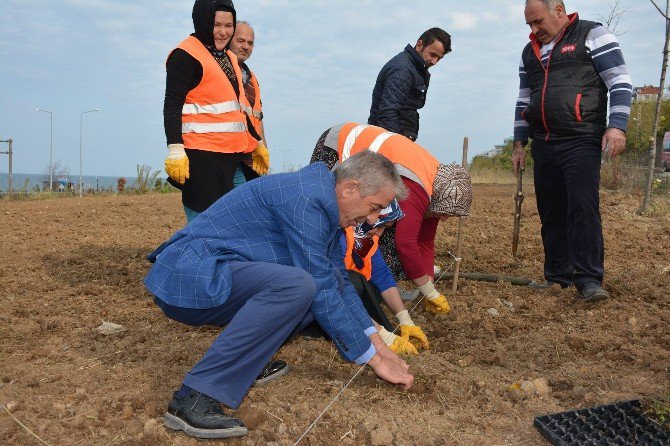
[252,359,290,386]
[578,283,610,302]
[163,390,247,439]
[528,280,561,289]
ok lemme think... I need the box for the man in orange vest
[229,20,270,186]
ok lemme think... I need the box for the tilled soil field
[1,184,669,445]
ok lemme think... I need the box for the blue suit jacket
[144,163,375,363]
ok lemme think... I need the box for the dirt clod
[4,400,19,412]
[532,378,551,397]
[370,426,394,445]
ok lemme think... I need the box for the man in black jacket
[368,28,451,141]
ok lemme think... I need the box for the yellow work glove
[395,309,429,350]
[418,281,451,314]
[390,335,419,355]
[400,325,429,350]
[165,143,189,185]
[251,142,270,175]
[378,327,418,355]
[425,294,451,314]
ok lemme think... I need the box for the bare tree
[41,160,70,189]
[595,0,630,35]
[641,0,670,213]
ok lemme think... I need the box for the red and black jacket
[522,14,607,141]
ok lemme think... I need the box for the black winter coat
[368,44,430,141]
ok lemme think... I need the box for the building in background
[633,85,662,102]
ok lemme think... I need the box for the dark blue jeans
[154,261,315,409]
[531,137,604,290]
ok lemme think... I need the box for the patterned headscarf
[357,198,405,235]
[350,199,404,269]
[427,163,472,217]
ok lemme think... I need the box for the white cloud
[449,12,479,31]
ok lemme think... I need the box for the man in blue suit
[144,150,414,439]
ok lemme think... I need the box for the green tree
[471,137,534,172]
[628,97,670,155]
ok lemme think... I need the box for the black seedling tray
[534,400,670,445]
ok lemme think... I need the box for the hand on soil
[367,353,414,390]
[371,334,409,371]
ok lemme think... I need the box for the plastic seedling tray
[534,400,670,445]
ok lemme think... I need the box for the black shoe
[578,283,610,302]
[299,321,327,339]
[163,390,248,439]
[252,359,290,387]
[528,280,560,289]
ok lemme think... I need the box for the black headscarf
[192,0,237,51]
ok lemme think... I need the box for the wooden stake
[451,137,468,292]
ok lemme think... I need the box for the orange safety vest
[335,122,439,196]
[343,227,379,280]
[240,70,263,138]
[175,36,258,154]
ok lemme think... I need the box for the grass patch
[644,394,670,430]
[469,167,532,185]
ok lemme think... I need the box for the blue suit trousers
[154,261,315,409]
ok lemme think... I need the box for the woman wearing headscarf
[341,199,429,355]
[310,122,473,315]
[163,0,269,223]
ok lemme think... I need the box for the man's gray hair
[236,20,254,31]
[526,0,565,9]
[334,151,408,201]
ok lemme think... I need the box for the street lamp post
[276,147,292,172]
[79,109,99,197]
[36,108,54,190]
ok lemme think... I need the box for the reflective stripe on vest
[182,100,241,115]
[335,122,440,196]
[342,126,395,160]
[182,122,248,134]
[342,124,370,160]
[343,227,379,281]
[240,104,262,119]
[174,36,257,153]
[368,131,395,152]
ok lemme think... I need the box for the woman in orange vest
[342,200,429,355]
[311,122,472,315]
[163,0,268,223]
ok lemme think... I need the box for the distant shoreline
[0,172,150,192]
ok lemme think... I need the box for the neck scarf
[351,198,405,268]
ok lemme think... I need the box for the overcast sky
[0,0,665,177]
